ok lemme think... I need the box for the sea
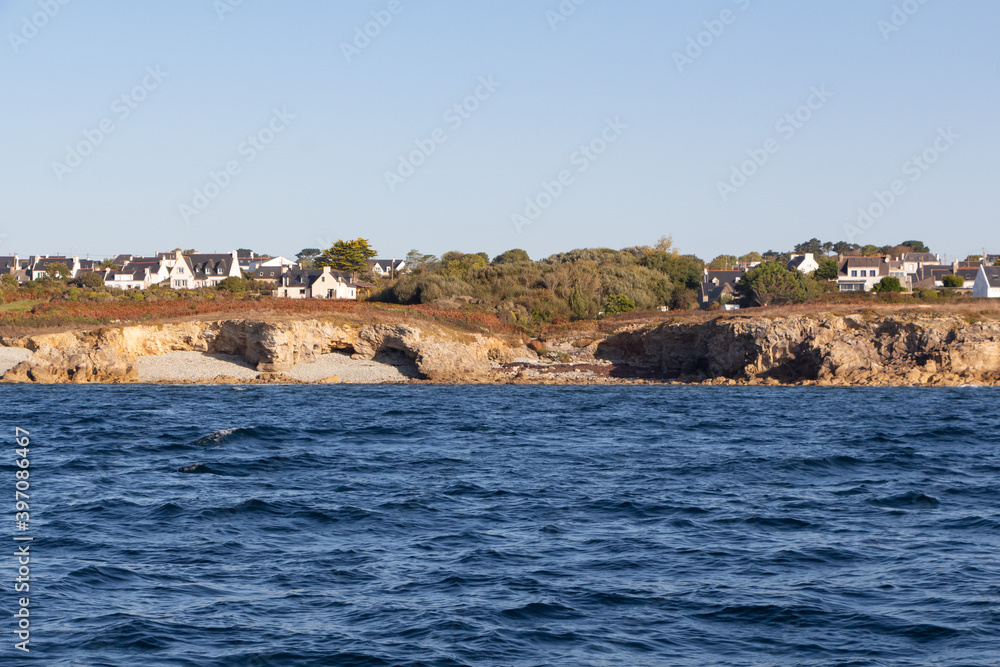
[2,386,999,666]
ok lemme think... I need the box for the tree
[642,252,704,290]
[901,240,930,254]
[405,249,437,272]
[821,242,834,256]
[237,248,257,256]
[605,293,636,314]
[76,272,106,289]
[994,258,1000,267]
[814,255,840,280]
[833,241,859,256]
[296,248,322,269]
[621,245,652,259]
[736,262,809,307]
[738,252,763,263]
[100,258,119,269]
[182,249,198,255]
[708,255,738,270]
[46,262,70,279]
[493,249,531,265]
[941,274,965,288]
[654,235,677,254]
[966,255,983,263]
[872,276,905,293]
[1,274,19,289]
[794,238,824,255]
[217,277,249,293]
[316,238,377,274]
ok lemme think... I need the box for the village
[1,245,999,309]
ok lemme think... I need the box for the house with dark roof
[252,266,285,283]
[700,269,744,306]
[914,261,981,289]
[837,256,891,292]
[367,259,406,278]
[273,267,357,300]
[0,255,23,275]
[105,257,171,289]
[973,266,1000,298]
[104,266,155,290]
[787,253,820,275]
[27,256,81,280]
[167,251,241,289]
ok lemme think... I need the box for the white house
[368,259,406,278]
[105,267,154,290]
[973,266,1000,298]
[837,256,887,292]
[273,267,357,300]
[260,256,298,269]
[787,253,820,275]
[168,251,241,289]
[28,255,81,280]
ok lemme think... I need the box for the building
[837,256,888,292]
[0,255,23,275]
[368,259,406,278]
[27,256,81,280]
[167,251,242,289]
[973,266,1000,298]
[787,253,820,275]
[252,266,285,283]
[700,269,744,306]
[104,257,172,289]
[273,267,357,300]
[104,267,155,290]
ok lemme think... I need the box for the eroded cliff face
[1,314,998,385]
[595,314,1000,386]
[0,320,520,384]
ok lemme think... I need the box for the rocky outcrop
[594,314,1000,385]
[352,324,519,381]
[0,319,520,384]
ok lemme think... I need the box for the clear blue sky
[2,0,997,262]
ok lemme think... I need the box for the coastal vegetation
[0,237,993,334]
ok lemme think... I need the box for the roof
[283,269,324,288]
[902,253,938,263]
[981,267,1000,288]
[253,267,283,280]
[368,259,405,271]
[787,255,813,270]
[703,270,744,285]
[32,257,75,271]
[0,257,22,271]
[184,254,235,280]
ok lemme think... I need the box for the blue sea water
[2,386,999,666]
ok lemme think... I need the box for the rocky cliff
[593,313,1000,386]
[1,313,998,385]
[0,320,520,384]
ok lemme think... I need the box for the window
[851,270,858,277]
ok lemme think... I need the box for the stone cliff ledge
[1,314,998,386]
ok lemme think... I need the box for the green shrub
[605,293,636,314]
[941,275,964,288]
